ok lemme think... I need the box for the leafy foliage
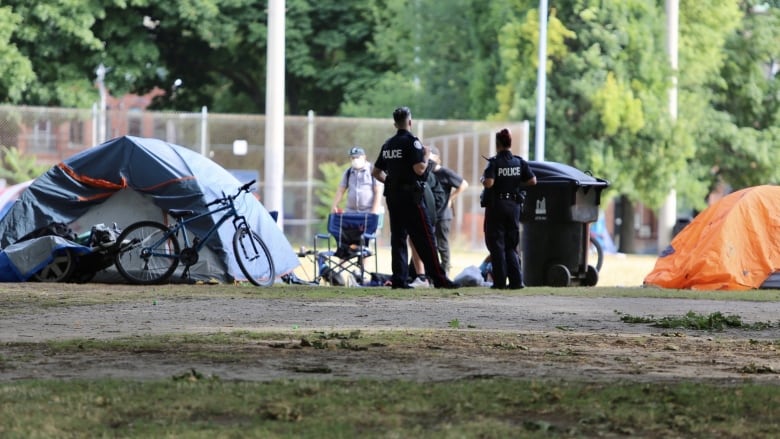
[0,0,776,218]
[0,0,107,107]
[346,0,508,119]
[0,145,48,184]
[313,161,344,230]
[692,2,780,194]
[0,6,35,102]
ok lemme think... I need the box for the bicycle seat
[168,209,195,219]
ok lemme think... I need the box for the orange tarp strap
[58,163,126,202]
[58,163,127,190]
[58,164,197,201]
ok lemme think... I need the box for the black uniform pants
[484,198,523,288]
[386,194,450,287]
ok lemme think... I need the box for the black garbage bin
[520,161,609,287]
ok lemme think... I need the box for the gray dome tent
[0,136,298,283]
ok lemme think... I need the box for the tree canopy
[0,0,777,216]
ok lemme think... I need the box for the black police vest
[380,130,422,191]
[491,153,524,194]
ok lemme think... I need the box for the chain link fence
[0,104,528,250]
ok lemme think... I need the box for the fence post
[200,106,209,156]
[455,134,466,248]
[305,110,315,240]
[91,103,98,147]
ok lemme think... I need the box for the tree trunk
[617,195,636,254]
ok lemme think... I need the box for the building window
[69,120,85,149]
[128,112,142,136]
[29,120,55,153]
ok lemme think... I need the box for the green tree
[0,146,48,184]
[1,0,396,115]
[0,0,109,107]
[692,1,780,195]
[497,1,677,207]
[0,6,35,103]
[346,0,508,119]
[95,0,394,115]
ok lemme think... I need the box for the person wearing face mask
[331,147,383,214]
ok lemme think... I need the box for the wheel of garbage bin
[545,264,571,287]
[583,264,599,287]
[32,248,76,282]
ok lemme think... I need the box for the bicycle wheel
[233,226,275,286]
[588,236,604,272]
[115,221,180,284]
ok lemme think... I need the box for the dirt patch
[2,284,780,383]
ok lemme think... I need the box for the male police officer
[481,128,536,289]
[372,107,457,289]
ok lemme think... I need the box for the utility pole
[657,0,679,251]
[534,0,549,162]
[264,0,285,227]
[95,64,107,144]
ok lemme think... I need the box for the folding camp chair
[313,212,379,286]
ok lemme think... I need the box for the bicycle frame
[173,199,248,253]
[142,193,250,261]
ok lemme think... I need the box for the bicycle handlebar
[205,180,257,207]
[240,179,256,193]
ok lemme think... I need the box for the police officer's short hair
[393,106,412,125]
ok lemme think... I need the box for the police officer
[372,107,457,289]
[481,128,536,289]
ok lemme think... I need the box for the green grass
[619,310,780,331]
[4,263,780,437]
[3,328,780,438]
[1,378,779,438]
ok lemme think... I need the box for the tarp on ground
[644,185,780,290]
[0,236,91,282]
[0,136,299,282]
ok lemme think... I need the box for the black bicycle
[114,180,275,286]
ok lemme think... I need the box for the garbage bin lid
[529,161,609,187]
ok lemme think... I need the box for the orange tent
[644,185,780,290]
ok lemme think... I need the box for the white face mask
[351,157,366,170]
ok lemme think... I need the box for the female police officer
[481,128,536,289]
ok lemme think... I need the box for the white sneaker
[410,276,431,288]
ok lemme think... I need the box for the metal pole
[95,64,107,144]
[658,0,678,251]
[305,110,315,241]
[91,103,98,147]
[534,0,548,162]
[200,106,208,156]
[264,0,286,228]
[455,134,465,245]
[520,120,530,159]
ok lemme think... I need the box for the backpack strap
[344,167,352,190]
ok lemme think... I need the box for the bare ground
[2,283,780,384]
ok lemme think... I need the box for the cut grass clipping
[616,310,777,330]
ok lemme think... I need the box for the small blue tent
[0,136,299,282]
